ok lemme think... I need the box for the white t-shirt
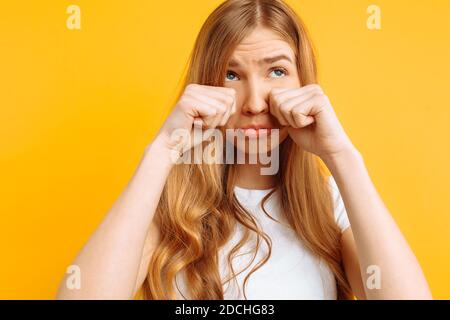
[174,175,351,300]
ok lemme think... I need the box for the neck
[234,162,277,190]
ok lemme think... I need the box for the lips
[238,124,274,130]
[235,125,274,138]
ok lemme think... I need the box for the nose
[241,78,270,116]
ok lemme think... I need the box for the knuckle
[315,93,328,103]
[181,102,195,114]
[186,83,200,92]
[272,95,282,106]
[207,108,217,117]
[280,103,290,113]
[182,91,194,99]
[225,87,236,95]
[224,95,234,105]
[180,93,195,106]
[178,96,190,107]
[293,111,304,120]
[216,104,226,114]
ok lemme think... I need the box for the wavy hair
[141,0,353,299]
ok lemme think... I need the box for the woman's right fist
[156,83,236,154]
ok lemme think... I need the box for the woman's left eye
[269,68,287,78]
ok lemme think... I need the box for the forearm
[56,137,175,299]
[323,148,432,299]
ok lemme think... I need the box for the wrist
[144,134,181,167]
[321,146,363,171]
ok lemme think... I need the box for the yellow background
[1,0,449,299]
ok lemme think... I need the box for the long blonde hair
[142,0,353,299]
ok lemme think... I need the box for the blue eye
[225,71,239,81]
[225,68,287,81]
[269,68,287,78]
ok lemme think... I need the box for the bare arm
[341,227,366,299]
[324,148,432,299]
[56,138,174,299]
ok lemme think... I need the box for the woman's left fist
[269,84,355,160]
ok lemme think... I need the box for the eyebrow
[228,54,293,68]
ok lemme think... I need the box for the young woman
[56,0,432,300]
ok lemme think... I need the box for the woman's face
[223,26,301,154]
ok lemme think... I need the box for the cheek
[279,74,301,88]
[279,127,289,142]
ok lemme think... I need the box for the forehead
[229,27,295,64]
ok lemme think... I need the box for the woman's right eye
[225,71,239,81]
